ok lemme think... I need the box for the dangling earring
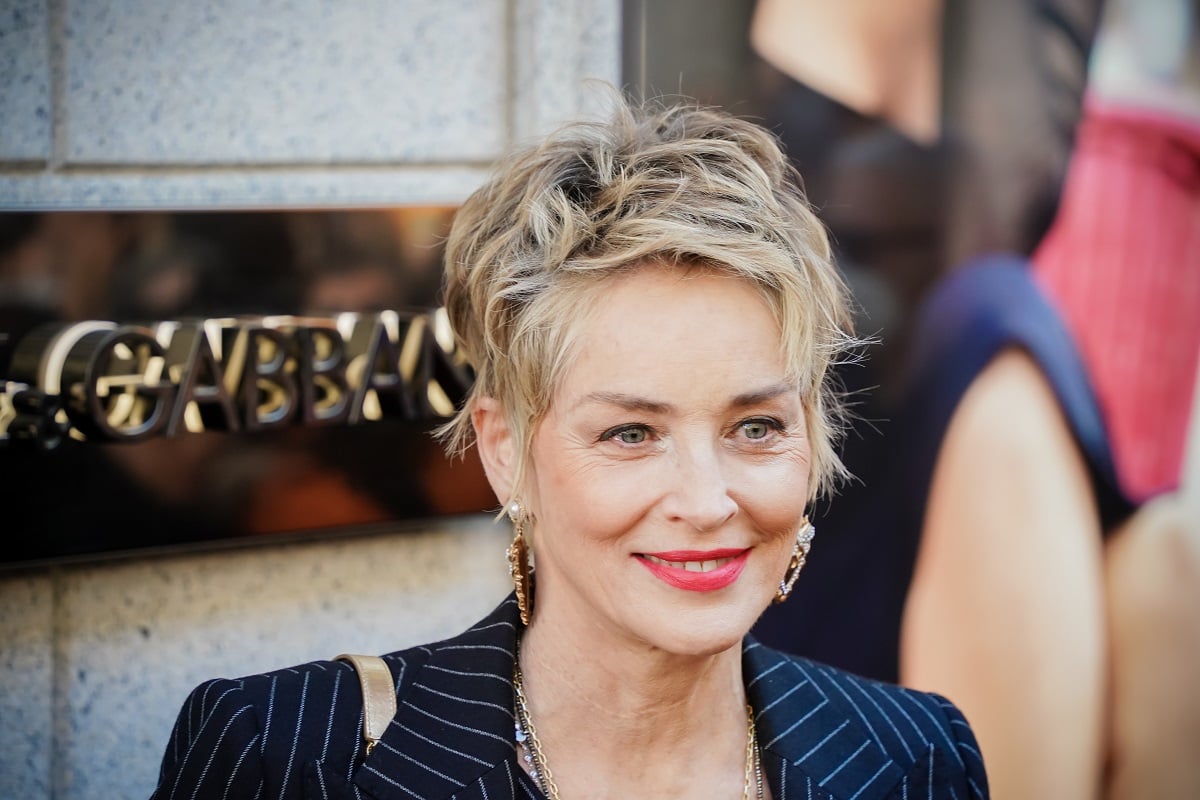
[507,500,534,625]
[774,518,815,604]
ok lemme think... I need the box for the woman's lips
[636,548,750,591]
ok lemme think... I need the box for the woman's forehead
[546,268,790,410]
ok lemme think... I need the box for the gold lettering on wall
[0,309,472,449]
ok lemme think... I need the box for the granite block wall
[0,573,54,798]
[0,0,52,162]
[0,0,619,208]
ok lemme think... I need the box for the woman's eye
[616,427,648,444]
[740,419,777,440]
[601,425,650,444]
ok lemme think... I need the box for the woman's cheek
[544,457,663,536]
[734,457,810,533]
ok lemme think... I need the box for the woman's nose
[662,443,738,531]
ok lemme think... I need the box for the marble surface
[0,573,54,799]
[0,0,52,162]
[0,517,510,800]
[0,0,620,209]
[512,0,622,143]
[62,0,506,165]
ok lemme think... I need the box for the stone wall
[0,0,618,208]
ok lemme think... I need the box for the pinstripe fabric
[744,641,986,800]
[152,596,987,799]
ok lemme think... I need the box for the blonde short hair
[440,95,858,502]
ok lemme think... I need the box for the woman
[151,97,987,799]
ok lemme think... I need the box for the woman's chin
[633,607,760,659]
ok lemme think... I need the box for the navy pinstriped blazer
[151,596,988,799]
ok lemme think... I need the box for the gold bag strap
[335,653,397,755]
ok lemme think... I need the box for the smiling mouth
[635,549,751,591]
[640,554,737,573]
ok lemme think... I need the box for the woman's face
[523,266,811,657]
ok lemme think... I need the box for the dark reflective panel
[0,210,495,567]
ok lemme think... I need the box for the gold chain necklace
[512,646,764,800]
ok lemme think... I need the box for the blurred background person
[1031,1,1200,796]
[747,0,1199,797]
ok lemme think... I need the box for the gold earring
[507,500,534,625]
[774,518,815,604]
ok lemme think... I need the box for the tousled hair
[439,94,861,502]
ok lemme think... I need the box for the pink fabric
[1034,99,1200,502]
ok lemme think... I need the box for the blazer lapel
[354,597,523,800]
[348,605,918,800]
[744,639,905,800]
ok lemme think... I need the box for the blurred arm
[1104,492,1200,799]
[1104,340,1200,798]
[901,348,1106,799]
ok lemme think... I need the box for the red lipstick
[636,548,750,592]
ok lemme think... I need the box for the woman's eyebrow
[575,391,672,414]
[728,383,797,409]
[572,383,796,414]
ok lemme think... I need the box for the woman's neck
[518,597,751,797]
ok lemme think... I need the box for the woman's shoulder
[164,642,433,733]
[152,650,434,800]
[150,601,520,799]
[150,652,421,800]
[744,639,989,798]
[194,594,518,705]
[216,643,433,701]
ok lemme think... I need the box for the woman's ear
[472,396,516,503]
